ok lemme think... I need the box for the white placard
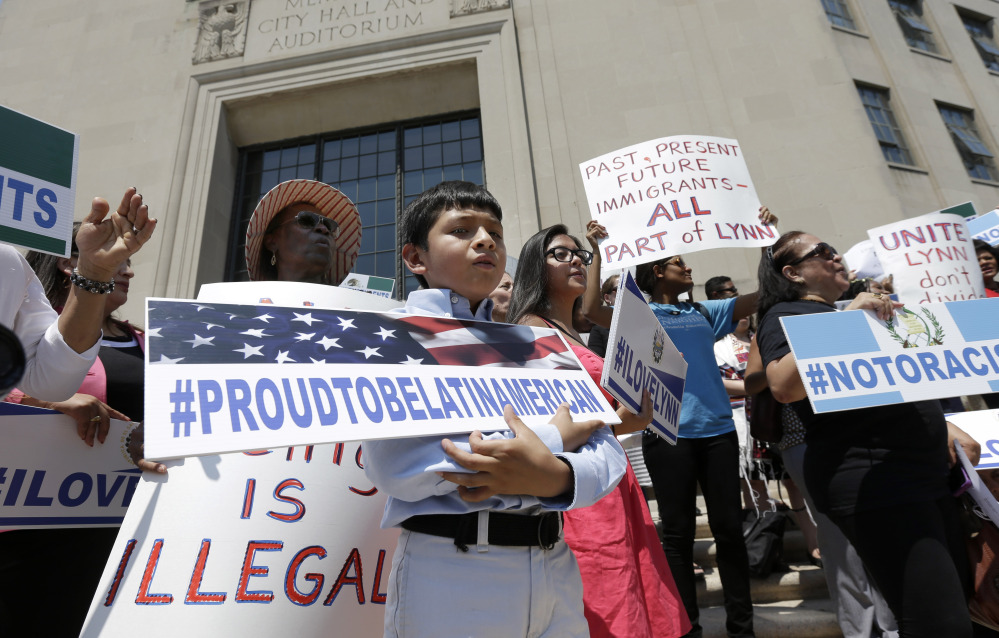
[600,272,687,443]
[0,405,139,528]
[144,299,621,460]
[197,281,401,311]
[0,105,79,256]
[942,409,999,470]
[579,135,772,270]
[868,208,985,305]
[81,444,397,637]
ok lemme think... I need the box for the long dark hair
[26,221,81,307]
[756,230,808,320]
[508,224,582,325]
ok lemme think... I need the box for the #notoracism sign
[780,298,999,414]
[579,135,773,270]
[968,210,999,248]
[143,299,620,460]
[0,404,141,529]
[600,272,687,443]
[81,444,397,637]
[868,206,985,305]
[0,105,78,256]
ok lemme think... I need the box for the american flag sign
[144,299,620,460]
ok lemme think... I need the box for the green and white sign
[339,272,396,298]
[0,105,78,256]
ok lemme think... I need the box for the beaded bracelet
[70,269,115,294]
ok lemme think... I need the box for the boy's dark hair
[400,181,502,288]
[840,277,874,301]
[704,275,733,299]
[600,274,619,299]
[508,224,582,325]
[756,230,808,320]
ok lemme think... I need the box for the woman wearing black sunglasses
[756,231,976,637]
[244,179,361,285]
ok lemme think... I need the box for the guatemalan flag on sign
[143,300,619,460]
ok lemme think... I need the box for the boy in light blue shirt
[364,181,626,637]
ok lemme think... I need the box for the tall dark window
[856,84,915,166]
[227,112,483,297]
[938,105,999,181]
[959,10,999,72]
[888,0,939,53]
[822,0,857,30]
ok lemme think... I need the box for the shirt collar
[404,288,494,321]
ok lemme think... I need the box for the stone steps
[645,491,843,637]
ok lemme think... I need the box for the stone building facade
[3,0,999,314]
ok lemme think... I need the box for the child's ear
[401,242,427,277]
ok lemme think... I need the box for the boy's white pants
[383,528,589,638]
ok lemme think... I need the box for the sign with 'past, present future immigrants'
[143,299,621,460]
[579,135,773,270]
[600,272,687,444]
[781,298,999,414]
[0,105,78,256]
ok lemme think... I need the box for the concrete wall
[3,0,999,310]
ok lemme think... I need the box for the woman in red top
[508,224,690,638]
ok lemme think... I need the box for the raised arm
[582,220,613,329]
[732,206,779,322]
[59,188,157,353]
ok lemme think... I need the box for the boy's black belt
[401,511,563,552]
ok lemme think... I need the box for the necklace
[540,316,583,345]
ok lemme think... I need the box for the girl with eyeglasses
[756,230,978,637]
[508,224,691,638]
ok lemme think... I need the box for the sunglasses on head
[787,242,837,266]
[546,246,593,265]
[275,210,339,236]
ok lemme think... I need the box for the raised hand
[75,187,156,281]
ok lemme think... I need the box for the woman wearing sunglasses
[622,207,775,638]
[508,225,690,638]
[245,179,361,285]
[756,231,976,637]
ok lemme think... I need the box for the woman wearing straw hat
[245,179,361,285]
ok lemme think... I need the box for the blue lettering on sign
[0,175,60,230]
[806,343,999,405]
[172,375,608,439]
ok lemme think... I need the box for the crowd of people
[3,176,999,638]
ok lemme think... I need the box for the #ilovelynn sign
[0,105,78,256]
[0,404,141,528]
[600,271,687,443]
[780,298,999,413]
[579,135,773,270]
